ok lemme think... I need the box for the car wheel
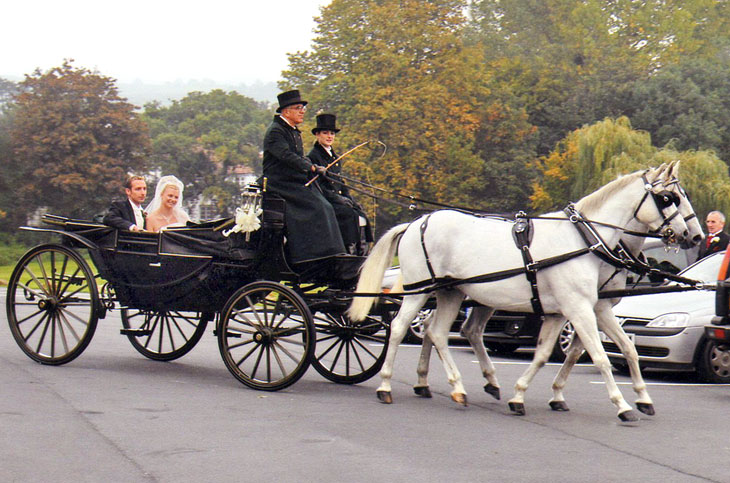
[550,321,588,362]
[402,309,431,344]
[697,340,730,383]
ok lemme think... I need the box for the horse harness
[403,176,692,317]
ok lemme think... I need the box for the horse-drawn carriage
[5,188,396,391]
[6,162,713,421]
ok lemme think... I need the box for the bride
[145,175,191,232]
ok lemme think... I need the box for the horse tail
[348,222,410,321]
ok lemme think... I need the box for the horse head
[661,160,703,249]
[632,163,691,247]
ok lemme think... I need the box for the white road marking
[590,381,728,387]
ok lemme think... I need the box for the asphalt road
[2,288,730,483]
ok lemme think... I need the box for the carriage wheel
[121,309,210,361]
[6,244,99,365]
[311,313,390,384]
[218,281,315,391]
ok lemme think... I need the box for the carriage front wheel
[311,313,390,384]
[6,244,100,365]
[217,281,315,391]
[121,309,211,361]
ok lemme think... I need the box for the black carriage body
[36,195,293,313]
[10,195,390,391]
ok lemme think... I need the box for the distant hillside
[117,79,279,108]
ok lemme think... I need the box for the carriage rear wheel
[218,281,315,391]
[6,244,99,365]
[311,313,390,384]
[121,309,211,361]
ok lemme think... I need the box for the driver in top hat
[307,113,373,255]
[262,89,345,264]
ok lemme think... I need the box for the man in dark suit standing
[697,210,729,261]
[103,175,147,231]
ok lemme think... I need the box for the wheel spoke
[57,265,82,299]
[316,336,341,360]
[328,339,346,373]
[22,265,51,297]
[249,345,265,380]
[56,307,84,342]
[33,254,52,294]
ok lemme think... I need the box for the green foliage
[532,116,730,220]
[285,0,536,230]
[626,58,730,164]
[6,61,150,223]
[651,149,730,221]
[141,90,269,215]
[532,117,655,211]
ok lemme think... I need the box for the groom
[103,175,147,231]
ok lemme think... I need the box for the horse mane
[574,170,644,215]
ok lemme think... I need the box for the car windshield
[677,251,725,284]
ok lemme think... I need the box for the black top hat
[276,89,308,113]
[312,113,340,134]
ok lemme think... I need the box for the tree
[7,61,149,222]
[531,117,654,212]
[142,90,269,214]
[531,116,730,219]
[470,0,730,156]
[284,0,536,230]
[626,58,730,164]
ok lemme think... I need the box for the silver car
[604,251,729,382]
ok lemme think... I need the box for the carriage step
[120,328,153,337]
[212,329,241,338]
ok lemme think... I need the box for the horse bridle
[633,172,683,236]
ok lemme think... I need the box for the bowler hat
[276,89,308,113]
[312,113,341,134]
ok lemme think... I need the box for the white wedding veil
[145,175,190,223]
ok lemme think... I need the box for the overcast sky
[2,0,328,84]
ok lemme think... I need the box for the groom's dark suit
[103,199,145,231]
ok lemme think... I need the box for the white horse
[349,164,697,421]
[411,162,702,416]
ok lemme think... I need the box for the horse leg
[377,293,430,404]
[596,303,654,415]
[508,315,564,415]
[414,311,436,398]
[426,291,469,406]
[549,332,585,412]
[460,306,501,400]
[565,305,637,421]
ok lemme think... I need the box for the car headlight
[645,313,690,328]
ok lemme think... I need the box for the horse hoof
[549,401,570,412]
[377,391,393,404]
[414,386,432,398]
[636,402,655,416]
[451,393,468,406]
[484,384,501,400]
[509,402,526,416]
[618,410,640,422]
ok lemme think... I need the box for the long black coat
[307,141,373,246]
[697,231,730,261]
[262,116,344,263]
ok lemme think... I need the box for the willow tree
[531,116,730,219]
[284,0,535,230]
